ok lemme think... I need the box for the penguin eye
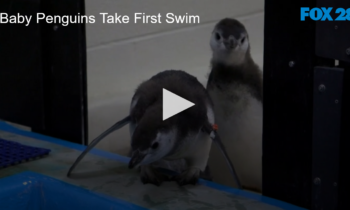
[241,37,245,44]
[215,32,221,40]
[151,142,159,149]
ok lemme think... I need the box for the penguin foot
[172,167,200,186]
[140,165,169,186]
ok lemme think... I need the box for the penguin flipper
[66,116,131,177]
[203,124,242,189]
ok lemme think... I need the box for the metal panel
[262,0,328,209]
[0,0,88,145]
[338,61,350,210]
[0,0,45,128]
[315,0,350,62]
[312,67,343,210]
[32,0,88,145]
[263,0,348,209]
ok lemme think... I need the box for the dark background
[0,0,88,145]
[263,0,350,209]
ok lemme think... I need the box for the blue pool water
[0,171,146,210]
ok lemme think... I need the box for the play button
[163,88,195,121]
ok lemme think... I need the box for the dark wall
[263,0,350,209]
[0,0,88,145]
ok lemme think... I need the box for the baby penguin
[206,18,263,192]
[67,70,241,188]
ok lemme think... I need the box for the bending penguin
[206,18,263,192]
[67,70,241,187]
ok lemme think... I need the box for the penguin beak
[128,150,146,169]
[223,39,235,50]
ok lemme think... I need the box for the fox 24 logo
[301,7,350,21]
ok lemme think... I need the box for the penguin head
[210,18,250,66]
[128,107,178,169]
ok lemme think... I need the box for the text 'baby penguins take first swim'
[206,18,263,192]
[67,70,241,188]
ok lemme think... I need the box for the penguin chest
[165,130,211,161]
[208,85,262,137]
[207,85,263,190]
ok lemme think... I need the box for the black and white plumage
[67,70,241,187]
[127,70,215,186]
[206,18,263,192]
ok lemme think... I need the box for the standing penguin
[67,70,241,188]
[206,18,263,192]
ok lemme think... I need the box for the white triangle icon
[163,88,195,121]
